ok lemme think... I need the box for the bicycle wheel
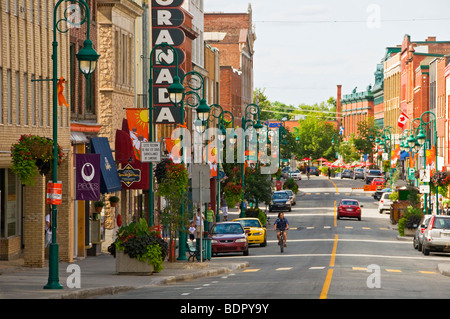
[280,232,284,253]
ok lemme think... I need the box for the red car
[210,222,249,256]
[337,199,362,221]
[371,178,385,187]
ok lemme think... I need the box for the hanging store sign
[75,154,101,201]
[118,163,141,187]
[152,0,186,125]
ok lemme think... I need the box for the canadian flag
[398,112,409,128]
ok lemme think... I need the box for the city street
[98,175,450,299]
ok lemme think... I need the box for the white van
[378,192,392,214]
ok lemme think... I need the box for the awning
[400,151,411,161]
[91,137,122,194]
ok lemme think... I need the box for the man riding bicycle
[306,165,310,180]
[274,212,289,247]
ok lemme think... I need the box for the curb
[50,261,250,299]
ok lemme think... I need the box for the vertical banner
[76,153,101,201]
[126,108,149,160]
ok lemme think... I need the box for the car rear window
[341,200,358,206]
[432,217,450,230]
[369,170,381,175]
[273,193,288,199]
[213,223,244,234]
[238,220,261,228]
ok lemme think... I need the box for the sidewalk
[0,252,249,299]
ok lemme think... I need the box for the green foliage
[109,196,120,203]
[244,166,272,206]
[245,207,267,226]
[11,134,64,185]
[353,116,379,156]
[224,181,243,208]
[108,218,168,272]
[94,201,104,208]
[398,206,423,236]
[283,178,299,194]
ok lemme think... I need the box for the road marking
[181,292,190,296]
[362,227,371,230]
[328,179,339,194]
[309,266,326,270]
[243,269,260,272]
[386,269,402,273]
[276,267,292,271]
[306,227,315,229]
[324,226,332,229]
[320,234,338,299]
[352,267,368,271]
[345,226,353,229]
[419,271,436,274]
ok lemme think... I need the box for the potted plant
[109,196,120,207]
[398,206,423,237]
[108,218,168,274]
[93,200,104,215]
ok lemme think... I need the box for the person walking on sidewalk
[206,203,215,232]
[195,208,205,238]
[327,167,331,179]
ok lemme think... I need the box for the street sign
[407,168,415,181]
[419,185,430,194]
[141,142,161,163]
[191,164,211,203]
[419,169,430,182]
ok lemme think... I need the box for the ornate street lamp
[45,0,99,290]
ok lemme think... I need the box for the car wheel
[260,238,267,247]
[378,210,383,214]
[269,207,273,212]
[417,241,422,251]
[288,207,292,212]
[243,248,249,256]
[422,245,430,255]
[413,238,418,249]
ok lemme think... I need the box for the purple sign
[76,154,101,201]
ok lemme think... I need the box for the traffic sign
[141,142,161,163]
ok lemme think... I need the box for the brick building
[204,4,256,124]
[0,1,71,265]
[383,47,401,136]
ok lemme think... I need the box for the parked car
[421,215,450,255]
[289,169,302,180]
[373,187,391,200]
[269,191,291,212]
[365,169,383,184]
[341,169,353,179]
[377,192,392,214]
[371,178,385,188]
[413,215,433,251]
[337,199,362,221]
[353,168,364,180]
[210,222,249,256]
[232,218,267,247]
[284,189,296,205]
[310,166,320,176]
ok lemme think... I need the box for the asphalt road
[98,175,450,301]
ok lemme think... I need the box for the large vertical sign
[75,154,101,201]
[152,0,186,124]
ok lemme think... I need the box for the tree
[353,116,379,159]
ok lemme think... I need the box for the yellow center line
[328,178,339,194]
[320,234,338,299]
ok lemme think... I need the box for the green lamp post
[44,0,99,290]
[168,71,209,261]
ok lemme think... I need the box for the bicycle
[278,229,286,253]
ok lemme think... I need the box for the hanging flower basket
[10,135,65,185]
[224,181,243,208]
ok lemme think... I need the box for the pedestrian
[195,208,205,238]
[188,222,196,242]
[221,195,228,221]
[444,202,450,215]
[327,167,331,179]
[45,212,52,248]
[206,203,215,232]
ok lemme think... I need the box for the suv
[284,189,296,205]
[269,191,291,212]
[413,215,433,251]
[422,215,450,255]
[377,193,392,214]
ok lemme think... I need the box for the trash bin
[195,238,206,261]
[204,237,211,260]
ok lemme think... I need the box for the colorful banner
[75,154,101,201]
[126,108,149,161]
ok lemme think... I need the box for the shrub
[398,206,423,236]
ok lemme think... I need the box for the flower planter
[404,227,416,237]
[115,250,154,275]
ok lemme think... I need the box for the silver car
[284,189,296,206]
[413,215,433,251]
[422,215,450,255]
[353,168,364,180]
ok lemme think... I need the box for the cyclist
[306,165,311,180]
[273,212,289,247]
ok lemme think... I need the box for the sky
[204,0,450,107]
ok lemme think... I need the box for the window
[31,74,35,125]
[0,68,2,124]
[0,169,21,238]
[15,71,20,125]
[23,73,28,125]
[38,76,42,126]
[7,69,11,124]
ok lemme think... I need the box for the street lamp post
[240,104,263,218]
[45,0,99,290]
[416,111,438,214]
[379,126,393,189]
[168,71,210,261]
